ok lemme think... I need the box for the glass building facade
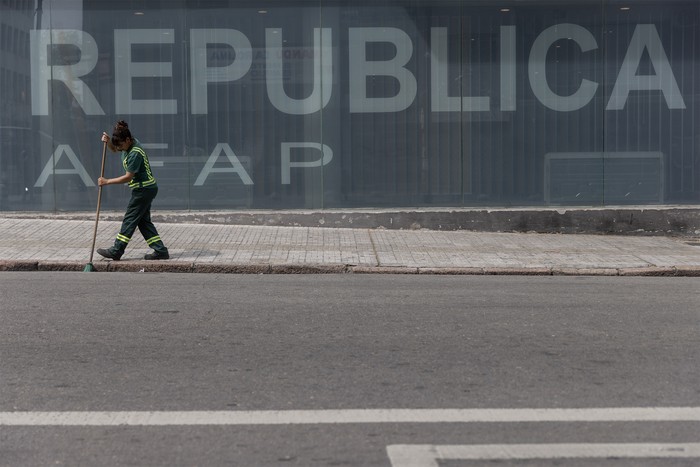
[0,0,698,212]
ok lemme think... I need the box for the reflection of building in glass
[0,0,35,209]
[0,0,33,127]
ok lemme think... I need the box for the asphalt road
[0,273,698,466]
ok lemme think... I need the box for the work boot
[144,249,169,260]
[96,247,122,260]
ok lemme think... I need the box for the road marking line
[387,444,700,467]
[0,407,699,426]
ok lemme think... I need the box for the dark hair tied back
[111,120,132,146]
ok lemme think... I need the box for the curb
[1,260,700,276]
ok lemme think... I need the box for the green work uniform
[110,139,168,255]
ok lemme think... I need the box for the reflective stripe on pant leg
[116,234,131,244]
[146,236,161,246]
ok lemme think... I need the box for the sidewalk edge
[2,260,700,276]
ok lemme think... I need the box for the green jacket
[121,139,157,189]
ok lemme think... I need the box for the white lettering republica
[114,29,177,114]
[266,28,333,114]
[529,23,599,112]
[607,24,685,110]
[190,29,252,114]
[30,30,104,115]
[349,27,417,113]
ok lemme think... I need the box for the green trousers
[112,186,168,254]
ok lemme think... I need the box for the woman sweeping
[96,120,170,260]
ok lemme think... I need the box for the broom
[83,141,108,272]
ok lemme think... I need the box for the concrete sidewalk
[1,215,700,275]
